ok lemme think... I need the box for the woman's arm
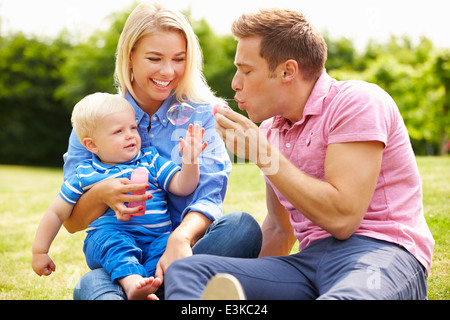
[155,211,211,282]
[63,178,150,233]
[63,182,107,233]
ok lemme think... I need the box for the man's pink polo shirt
[260,72,434,272]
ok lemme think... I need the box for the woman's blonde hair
[115,1,215,104]
[71,92,134,142]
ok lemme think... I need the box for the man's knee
[165,255,213,299]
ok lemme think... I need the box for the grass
[416,157,450,300]
[0,157,448,300]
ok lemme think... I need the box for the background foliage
[0,4,449,167]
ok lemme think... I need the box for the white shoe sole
[201,273,246,300]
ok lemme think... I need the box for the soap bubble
[167,103,198,125]
[167,103,230,126]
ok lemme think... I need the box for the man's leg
[164,253,320,300]
[316,235,428,300]
[192,211,262,258]
[165,234,428,300]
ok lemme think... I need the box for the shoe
[201,273,246,300]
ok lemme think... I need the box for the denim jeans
[73,211,262,300]
[165,235,428,300]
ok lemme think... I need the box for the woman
[63,2,262,300]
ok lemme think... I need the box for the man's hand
[214,108,276,172]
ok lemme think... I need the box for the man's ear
[281,59,298,83]
[82,137,98,154]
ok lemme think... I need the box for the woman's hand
[154,231,193,282]
[63,177,150,232]
[154,212,211,282]
[98,178,150,221]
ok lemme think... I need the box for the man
[164,8,434,300]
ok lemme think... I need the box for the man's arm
[215,108,384,240]
[259,183,297,257]
[262,141,383,240]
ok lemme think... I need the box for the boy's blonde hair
[71,93,134,142]
[231,8,327,81]
[115,1,215,104]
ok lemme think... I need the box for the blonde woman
[63,2,262,300]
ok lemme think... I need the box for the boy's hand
[179,124,208,164]
[32,253,56,276]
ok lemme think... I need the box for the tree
[0,33,72,166]
[189,18,241,114]
[432,49,450,154]
[1,5,448,166]
[55,9,132,110]
[330,36,449,155]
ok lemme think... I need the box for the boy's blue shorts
[83,228,170,282]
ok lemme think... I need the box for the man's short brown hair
[231,8,327,81]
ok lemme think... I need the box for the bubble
[167,103,196,125]
[166,103,230,126]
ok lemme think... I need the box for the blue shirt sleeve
[172,108,232,225]
[63,129,91,181]
[59,173,84,205]
[141,147,181,192]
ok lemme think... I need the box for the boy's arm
[168,164,200,196]
[168,124,207,196]
[32,195,73,276]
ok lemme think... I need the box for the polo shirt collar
[304,71,332,117]
[271,71,333,129]
[90,150,143,172]
[125,91,177,128]
[125,92,147,125]
[155,94,178,128]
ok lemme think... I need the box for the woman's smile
[151,78,171,88]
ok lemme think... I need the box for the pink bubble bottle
[129,167,149,216]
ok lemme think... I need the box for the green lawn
[0,157,448,299]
